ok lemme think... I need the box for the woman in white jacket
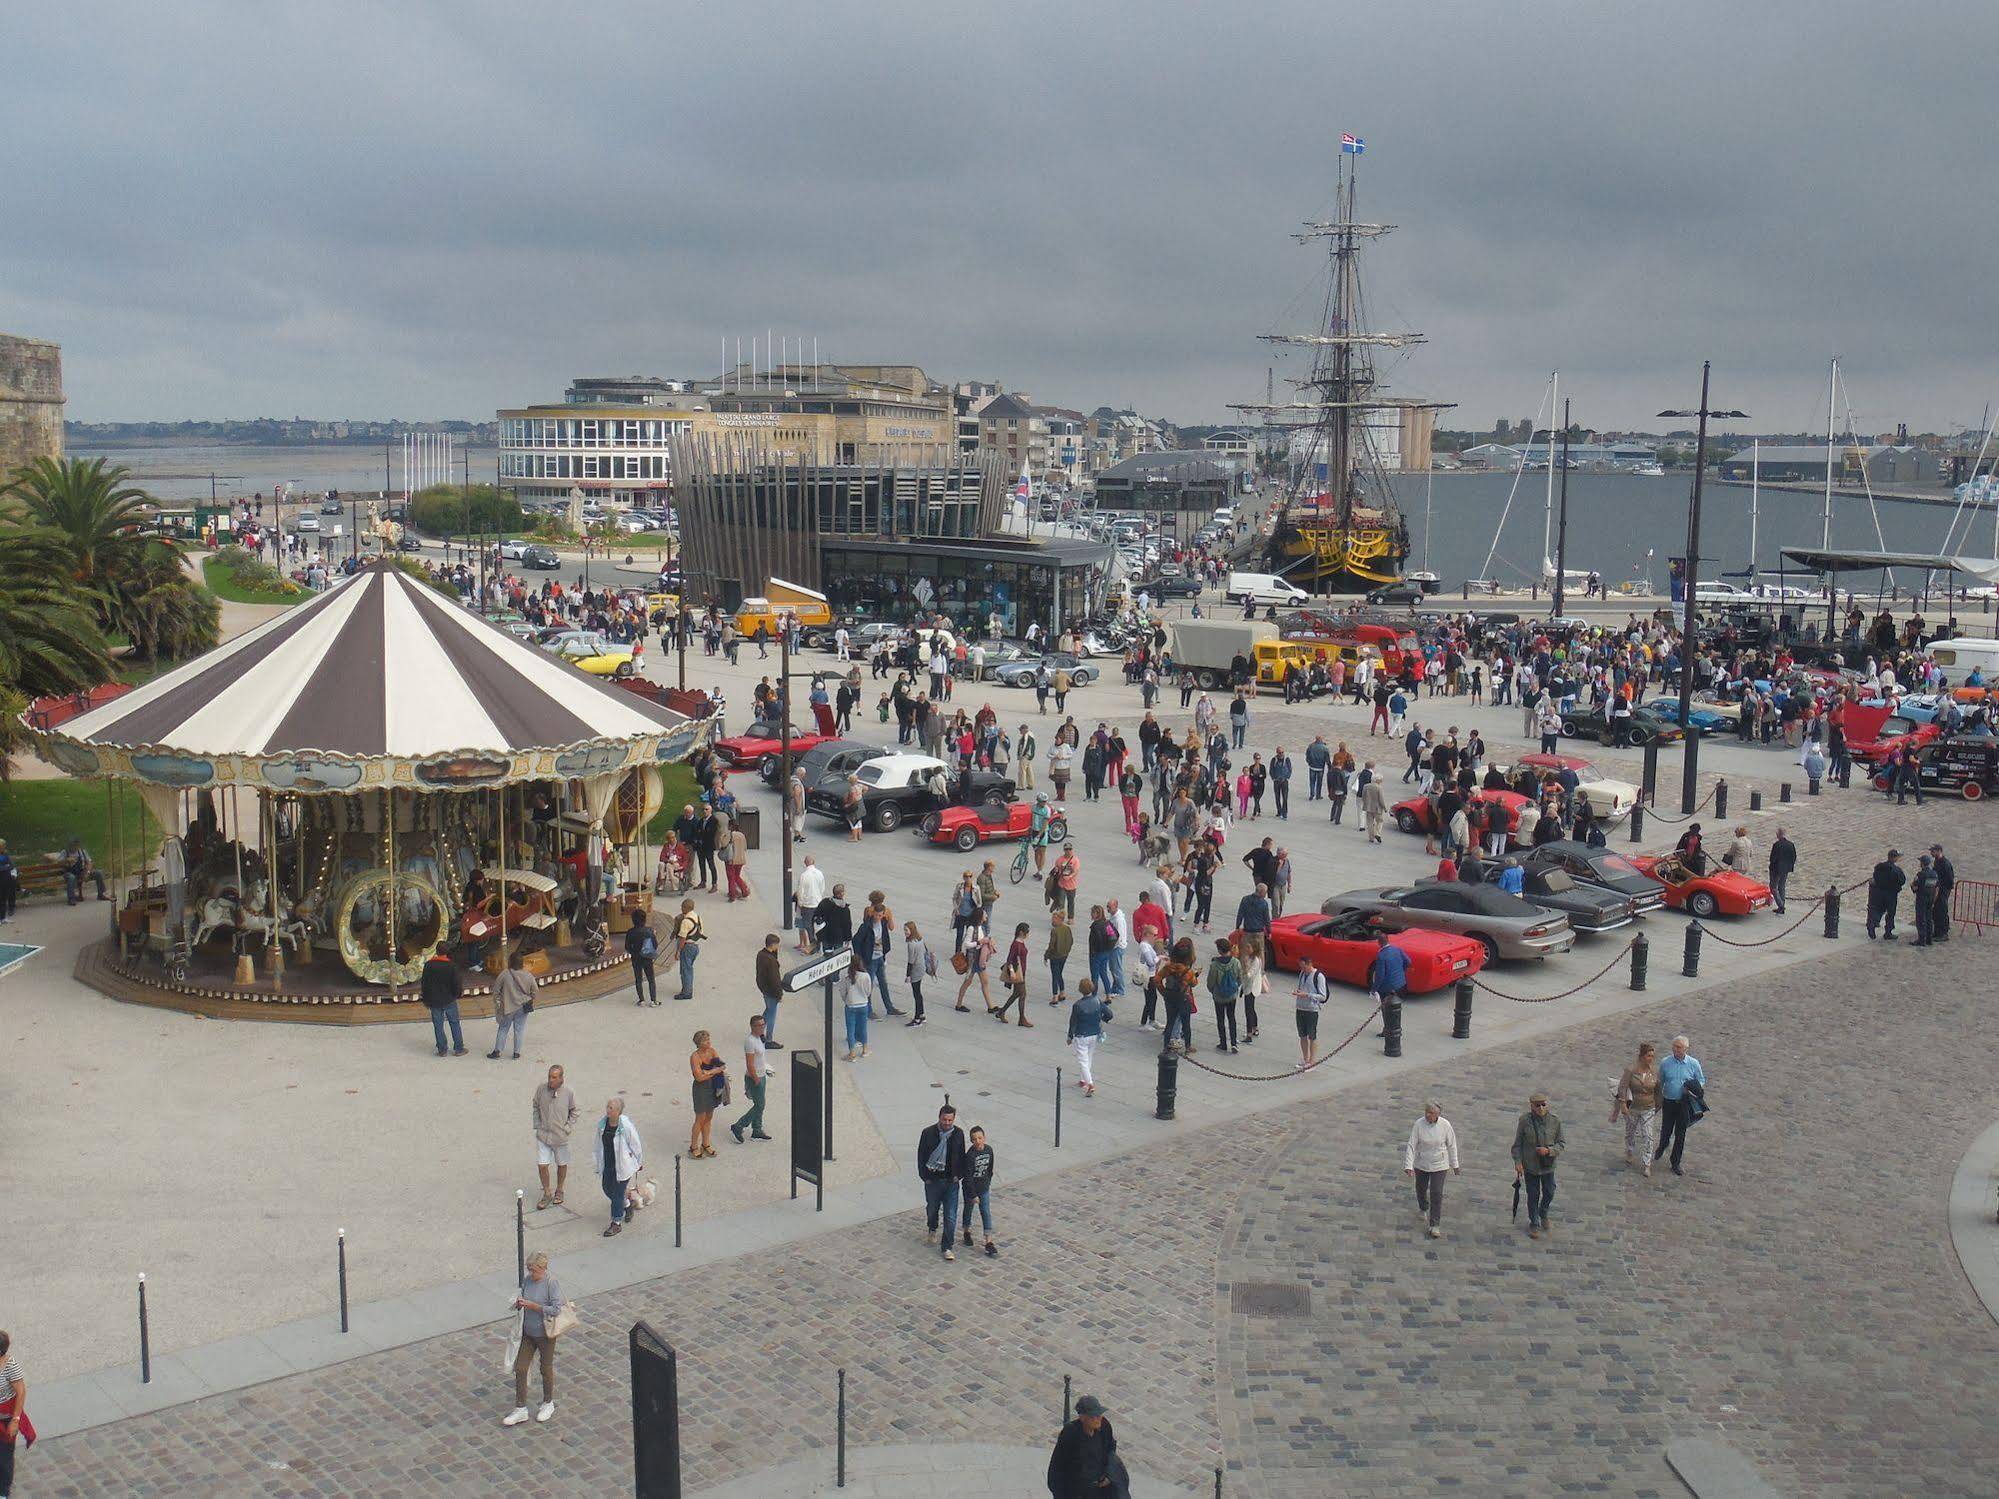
[592,1098,644,1238]
[1402,1102,1461,1239]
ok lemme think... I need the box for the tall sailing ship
[1232,141,1453,593]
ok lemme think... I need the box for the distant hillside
[68,418,497,446]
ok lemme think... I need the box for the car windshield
[1589,854,1641,878]
[1572,766,1604,783]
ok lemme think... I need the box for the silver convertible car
[992,653,1099,688]
[1319,885,1577,964]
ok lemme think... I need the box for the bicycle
[1009,815,1069,884]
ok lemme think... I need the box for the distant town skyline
[4,2,1995,436]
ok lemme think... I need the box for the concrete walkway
[692,1442,1190,1498]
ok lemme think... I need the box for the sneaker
[984,1240,999,1257]
[1428,1226,1441,1239]
[751,1131,774,1140]
[765,1040,785,1049]
[535,1401,555,1423]
[502,1406,532,1427]
[731,1123,745,1144]
[1671,1164,1684,1176]
[486,1050,502,1059]
[1528,1226,1540,1240]
[943,1248,956,1261]
[602,1222,622,1237]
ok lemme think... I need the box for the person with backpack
[903,919,936,1026]
[1066,977,1108,1096]
[625,913,660,1007]
[1205,938,1245,1054]
[1292,957,1328,1070]
[668,899,705,1002]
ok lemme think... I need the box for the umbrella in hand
[1511,1176,1522,1220]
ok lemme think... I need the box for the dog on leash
[625,1178,659,1213]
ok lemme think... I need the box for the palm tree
[1,455,217,659]
[0,527,114,697]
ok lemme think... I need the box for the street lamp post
[1659,364,1749,814]
[1552,398,1572,619]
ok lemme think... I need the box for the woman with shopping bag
[502,1252,577,1427]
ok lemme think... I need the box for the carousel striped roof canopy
[40,562,698,790]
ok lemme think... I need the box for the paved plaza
[11,593,1999,1495]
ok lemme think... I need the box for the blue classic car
[1644,697,1727,735]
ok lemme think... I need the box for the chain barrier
[1690,878,1868,949]
[1471,937,1638,1003]
[1172,1003,1381,1082]
[1637,785,1718,826]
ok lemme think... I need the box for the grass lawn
[202,553,306,606]
[0,777,162,876]
[643,762,702,841]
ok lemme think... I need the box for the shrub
[215,545,293,594]
[409,484,524,537]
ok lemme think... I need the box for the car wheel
[613,661,634,678]
[1394,808,1419,834]
[954,826,979,852]
[1688,891,1719,918]
[982,787,1007,806]
[758,753,780,782]
[1963,781,1985,801]
[1561,719,1579,737]
[873,802,902,833]
[801,630,824,649]
[1473,934,1501,967]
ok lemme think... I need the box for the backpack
[1159,966,1186,1003]
[638,931,658,959]
[924,946,938,978]
[1211,958,1240,1000]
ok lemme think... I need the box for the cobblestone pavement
[32,925,1999,1496]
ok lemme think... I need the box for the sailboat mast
[1423,463,1434,571]
[1749,438,1760,576]
[1821,356,1838,547]
[1331,158,1354,525]
[1543,371,1559,572]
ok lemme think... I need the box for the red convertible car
[711,719,834,775]
[1231,912,1486,994]
[1391,788,1531,841]
[919,800,1070,851]
[1629,855,1774,917]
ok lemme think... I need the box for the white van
[1926,637,1999,681]
[1225,571,1309,608]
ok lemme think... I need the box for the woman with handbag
[954,926,996,1013]
[993,922,1033,1026]
[502,1251,573,1427]
[689,1032,727,1157]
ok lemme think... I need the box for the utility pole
[1552,398,1572,619]
[1659,365,1748,814]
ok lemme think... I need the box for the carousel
[34,560,708,1017]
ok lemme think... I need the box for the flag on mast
[1340,133,1364,154]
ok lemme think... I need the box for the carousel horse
[191,878,312,953]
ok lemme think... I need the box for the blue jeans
[1089,951,1114,997]
[1307,768,1324,798]
[1106,948,1125,995]
[869,957,900,1014]
[493,1009,526,1055]
[602,1164,626,1223]
[962,1185,992,1237]
[1524,1171,1556,1226]
[676,941,699,999]
[1048,956,1067,998]
[1231,722,1246,748]
[844,1005,869,1050]
[429,1002,464,1053]
[762,993,782,1042]
[923,1179,960,1247]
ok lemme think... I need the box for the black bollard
[1064,1374,1073,1427]
[1749,788,1763,812]
[1215,1468,1224,1499]
[674,1154,683,1248]
[1682,920,1702,977]
[1382,995,1404,1057]
[1451,977,1473,1039]
[1642,740,1660,804]
[1823,884,1840,939]
[1780,781,1793,803]
[1628,803,1644,843]
[338,1228,349,1334]
[516,1189,525,1286]
[1155,1049,1179,1120]
[1054,1066,1063,1149]
[1808,776,1821,796]
[139,1273,151,1384]
[1630,932,1649,991]
[837,1368,847,1489]
[1714,778,1729,820]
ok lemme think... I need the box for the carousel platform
[75,938,635,1024]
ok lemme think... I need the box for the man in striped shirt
[0,1329,25,1498]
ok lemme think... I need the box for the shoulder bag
[546,1300,581,1338]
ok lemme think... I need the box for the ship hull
[1274,525,1408,594]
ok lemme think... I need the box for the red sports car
[1391,788,1531,841]
[919,800,1070,852]
[711,719,833,775]
[1231,912,1486,994]
[1629,855,1774,917]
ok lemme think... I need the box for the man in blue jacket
[1653,1034,1707,1176]
[917,1105,968,1260]
[1368,935,1409,1006]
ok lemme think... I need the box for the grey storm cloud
[4,0,1995,433]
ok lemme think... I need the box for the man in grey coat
[533,1064,580,1210]
[1511,1091,1565,1240]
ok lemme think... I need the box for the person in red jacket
[1131,891,1172,949]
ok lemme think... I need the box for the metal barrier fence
[1951,880,1999,934]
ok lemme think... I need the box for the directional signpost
[784,945,850,1162]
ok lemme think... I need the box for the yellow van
[735,578,834,646]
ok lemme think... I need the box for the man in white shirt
[835,625,851,661]
[793,856,826,953]
[730,1015,773,1143]
[1105,898,1130,997]
[1402,1102,1461,1238]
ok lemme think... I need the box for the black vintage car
[1558,702,1685,748]
[803,752,1014,833]
[1472,864,1638,933]
[758,736,886,788]
[1907,734,1999,800]
[1522,840,1667,914]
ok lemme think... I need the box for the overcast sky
[5,1,1995,435]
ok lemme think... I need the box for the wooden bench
[15,859,73,901]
